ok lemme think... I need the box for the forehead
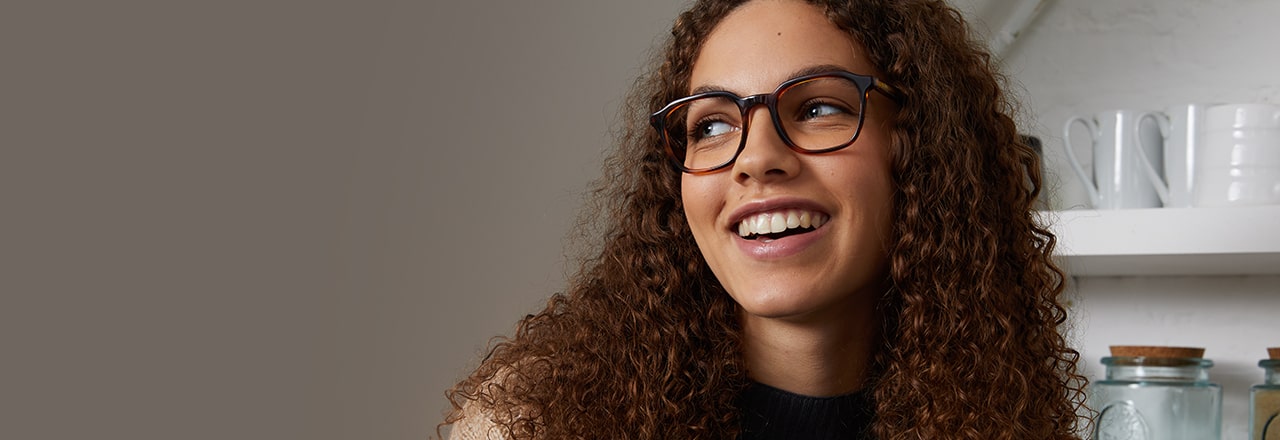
[690,0,872,95]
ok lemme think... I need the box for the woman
[443,0,1087,438]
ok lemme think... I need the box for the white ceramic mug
[1062,110,1163,209]
[1135,104,1210,208]
[1195,103,1280,207]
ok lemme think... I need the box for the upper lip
[726,197,831,232]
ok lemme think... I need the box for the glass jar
[1251,348,1280,440]
[1090,346,1221,440]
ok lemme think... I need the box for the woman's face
[682,0,895,323]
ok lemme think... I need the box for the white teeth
[769,213,787,233]
[753,214,769,234]
[736,209,828,237]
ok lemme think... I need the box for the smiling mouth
[736,209,828,241]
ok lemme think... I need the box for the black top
[736,382,874,440]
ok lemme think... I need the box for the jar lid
[1110,345,1205,358]
[1269,347,1280,359]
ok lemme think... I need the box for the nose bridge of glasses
[736,93,783,138]
[732,96,792,161]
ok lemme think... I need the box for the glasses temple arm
[872,80,905,104]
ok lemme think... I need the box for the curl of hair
[443,0,1088,438]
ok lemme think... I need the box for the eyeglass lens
[663,76,865,171]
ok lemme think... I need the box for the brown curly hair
[442,0,1088,438]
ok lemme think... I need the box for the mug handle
[1062,116,1101,208]
[1134,111,1171,204]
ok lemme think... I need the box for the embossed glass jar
[1090,346,1221,440]
[1251,348,1280,440]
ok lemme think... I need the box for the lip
[734,221,828,260]
[727,197,832,260]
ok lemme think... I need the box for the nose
[732,106,800,184]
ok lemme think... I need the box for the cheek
[852,168,896,243]
[680,176,721,238]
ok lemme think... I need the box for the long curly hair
[442,0,1088,438]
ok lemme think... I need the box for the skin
[681,0,896,397]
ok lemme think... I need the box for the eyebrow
[688,64,851,96]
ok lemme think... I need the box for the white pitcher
[1062,110,1163,210]
[1134,104,1210,208]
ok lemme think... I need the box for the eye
[800,101,851,120]
[689,118,736,141]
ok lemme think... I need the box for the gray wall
[4,1,686,439]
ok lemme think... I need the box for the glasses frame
[650,70,904,174]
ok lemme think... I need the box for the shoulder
[446,364,543,440]
[446,402,508,440]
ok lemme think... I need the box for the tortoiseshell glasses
[650,70,904,174]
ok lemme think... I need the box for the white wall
[999,0,1280,211]
[992,0,1280,438]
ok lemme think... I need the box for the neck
[739,291,881,397]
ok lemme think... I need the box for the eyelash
[688,116,734,140]
[798,99,854,119]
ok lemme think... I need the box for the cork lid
[1110,345,1205,358]
[1268,347,1280,360]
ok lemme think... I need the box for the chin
[726,273,887,323]
[730,285,833,319]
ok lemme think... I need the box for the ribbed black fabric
[736,382,874,440]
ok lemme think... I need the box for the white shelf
[1043,206,1280,276]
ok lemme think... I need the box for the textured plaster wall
[993,0,1280,438]
[1001,0,1280,210]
